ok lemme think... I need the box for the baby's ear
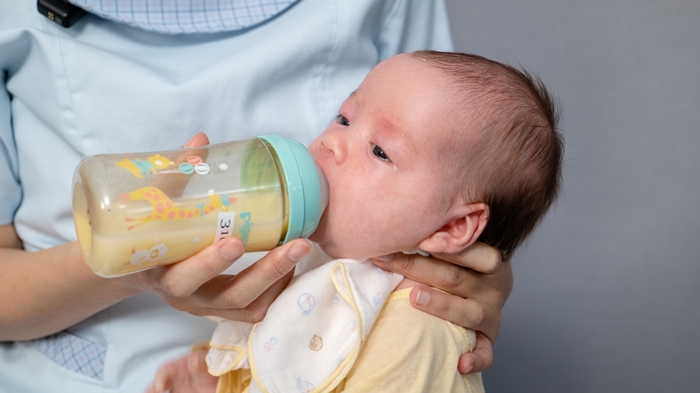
[418,203,489,254]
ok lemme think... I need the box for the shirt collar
[68,0,300,34]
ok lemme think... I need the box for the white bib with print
[207,258,403,392]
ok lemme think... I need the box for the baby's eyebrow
[375,98,415,148]
[338,91,358,115]
[385,118,413,142]
[352,89,417,154]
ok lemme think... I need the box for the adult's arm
[0,226,311,342]
[0,134,312,341]
[0,223,138,340]
[373,243,513,373]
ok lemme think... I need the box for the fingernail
[288,241,311,262]
[415,288,430,306]
[464,365,474,374]
[218,239,243,260]
[375,254,393,263]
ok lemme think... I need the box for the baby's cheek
[328,217,371,255]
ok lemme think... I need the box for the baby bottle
[72,135,329,277]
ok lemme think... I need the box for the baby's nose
[321,133,346,165]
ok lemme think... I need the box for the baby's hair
[409,51,563,260]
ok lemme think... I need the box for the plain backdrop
[444,1,700,392]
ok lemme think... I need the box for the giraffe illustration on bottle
[120,187,235,230]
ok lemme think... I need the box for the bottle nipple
[316,164,330,216]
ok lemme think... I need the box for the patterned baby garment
[207,257,404,393]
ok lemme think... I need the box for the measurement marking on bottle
[215,212,237,243]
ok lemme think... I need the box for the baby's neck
[314,242,424,291]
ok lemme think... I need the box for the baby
[149,50,563,393]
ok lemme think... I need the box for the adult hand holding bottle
[0,133,311,341]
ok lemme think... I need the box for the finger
[408,285,500,342]
[156,133,212,198]
[458,332,494,374]
[173,239,310,317]
[432,242,502,273]
[187,346,210,375]
[182,132,210,148]
[196,269,295,322]
[374,252,487,297]
[148,237,245,298]
[149,357,182,393]
[177,133,210,163]
[210,239,311,309]
[187,347,219,392]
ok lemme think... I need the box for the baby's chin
[317,242,389,260]
[308,223,387,260]
[309,236,376,261]
[316,242,363,260]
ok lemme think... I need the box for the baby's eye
[372,144,390,162]
[336,114,350,127]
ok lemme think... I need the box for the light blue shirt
[0,1,452,391]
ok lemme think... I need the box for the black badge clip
[37,0,86,28]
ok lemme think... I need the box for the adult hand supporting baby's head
[372,242,512,374]
[118,133,312,323]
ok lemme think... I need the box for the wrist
[69,242,143,299]
[113,270,149,295]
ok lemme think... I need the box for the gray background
[444,1,700,392]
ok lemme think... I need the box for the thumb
[182,132,210,148]
[188,345,210,375]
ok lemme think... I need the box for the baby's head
[308,51,562,261]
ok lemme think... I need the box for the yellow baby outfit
[207,246,485,393]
